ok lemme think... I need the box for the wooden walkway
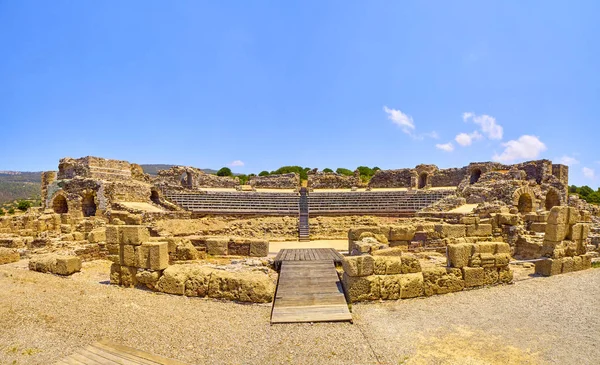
[271,249,352,324]
[273,248,345,270]
[54,339,189,365]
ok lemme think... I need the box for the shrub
[0,208,4,216]
[272,166,308,180]
[216,167,233,177]
[322,168,333,173]
[17,200,32,212]
[336,168,353,176]
[8,208,15,214]
[238,174,249,185]
[258,171,269,176]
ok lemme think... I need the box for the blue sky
[1,1,598,187]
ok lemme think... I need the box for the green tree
[273,166,308,180]
[258,171,270,176]
[8,208,15,214]
[322,168,333,173]
[216,167,233,177]
[336,168,353,176]
[238,174,249,185]
[0,208,4,216]
[17,200,32,212]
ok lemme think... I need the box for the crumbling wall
[430,167,468,187]
[58,156,133,181]
[153,166,239,191]
[308,171,362,189]
[368,169,413,188]
[248,173,299,189]
[40,171,57,209]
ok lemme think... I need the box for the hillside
[0,172,42,204]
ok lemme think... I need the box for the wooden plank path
[54,339,189,365]
[271,249,352,324]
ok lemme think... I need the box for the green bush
[0,208,4,216]
[258,171,269,176]
[8,208,15,215]
[336,168,353,176]
[216,167,233,177]
[322,168,333,173]
[272,166,309,180]
[17,200,32,212]
[238,174,249,185]
[570,185,600,204]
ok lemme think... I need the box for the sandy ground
[448,204,479,214]
[119,202,165,212]
[0,260,598,365]
[268,240,348,254]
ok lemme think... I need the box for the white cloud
[424,131,440,139]
[492,135,547,163]
[557,156,579,166]
[384,106,415,133]
[436,142,454,152]
[583,167,595,179]
[455,131,483,146]
[228,160,245,167]
[463,112,503,140]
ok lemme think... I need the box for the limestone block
[342,273,380,302]
[60,224,72,234]
[498,267,513,283]
[400,254,421,274]
[447,243,473,268]
[572,256,583,271]
[342,255,374,277]
[165,237,181,254]
[567,207,579,225]
[54,256,82,275]
[120,244,136,267]
[460,216,480,225]
[473,242,496,254]
[175,240,200,261]
[87,228,106,243]
[373,256,402,275]
[249,240,269,257]
[561,257,574,274]
[120,266,138,287]
[184,266,213,297]
[237,271,275,303]
[228,239,251,256]
[483,267,499,285]
[547,206,570,224]
[399,273,424,299]
[107,255,119,264]
[105,226,120,244]
[524,213,538,222]
[495,242,511,254]
[388,225,416,241]
[0,237,25,248]
[140,242,169,270]
[435,224,466,238]
[0,248,20,265]
[110,263,121,285]
[379,275,401,300]
[348,226,383,241]
[28,255,56,273]
[156,264,189,295]
[581,254,592,270]
[119,225,149,245]
[480,253,496,268]
[207,270,238,301]
[206,238,229,255]
[106,244,119,255]
[497,214,519,226]
[529,222,547,233]
[494,253,511,267]
[579,210,592,223]
[568,223,589,241]
[136,270,162,288]
[371,247,404,256]
[462,267,484,287]
[466,224,492,237]
[544,223,569,242]
[422,267,464,296]
[535,258,562,276]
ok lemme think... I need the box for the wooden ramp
[54,339,189,365]
[271,249,352,324]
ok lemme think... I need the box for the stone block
[572,256,583,271]
[206,238,229,255]
[120,244,136,267]
[29,255,56,273]
[0,248,20,265]
[400,254,421,273]
[435,224,466,238]
[460,216,480,225]
[568,223,589,241]
[175,240,200,261]
[498,267,513,283]
[106,244,119,255]
[182,266,213,297]
[529,222,547,233]
[228,239,251,256]
[447,243,473,268]
[342,255,374,277]
[371,247,404,256]
[466,224,492,237]
[110,263,121,285]
[87,228,106,243]
[373,256,402,275]
[494,253,511,267]
[54,256,82,275]
[462,267,484,287]
[483,267,499,285]
[497,214,519,226]
[379,275,401,300]
[107,255,120,264]
[119,225,149,245]
[495,242,511,254]
[535,258,562,276]
[547,206,570,224]
[544,223,568,242]
[561,257,574,273]
[249,240,269,257]
[579,210,592,223]
[388,225,416,241]
[156,264,188,295]
[342,273,380,302]
[581,254,592,270]
[422,267,464,296]
[480,253,496,268]
[139,242,169,270]
[136,270,162,288]
[348,226,382,241]
[399,273,424,299]
[105,226,120,244]
[120,266,138,287]
[473,242,496,254]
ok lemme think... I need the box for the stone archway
[81,191,97,217]
[52,194,68,214]
[150,190,161,204]
[512,186,537,214]
[418,173,429,189]
[180,171,193,188]
[470,168,482,184]
[545,188,561,211]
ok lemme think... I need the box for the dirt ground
[0,260,598,365]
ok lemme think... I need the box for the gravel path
[0,260,598,365]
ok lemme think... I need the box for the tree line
[214,166,381,185]
[569,185,600,204]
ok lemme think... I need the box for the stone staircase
[299,188,309,241]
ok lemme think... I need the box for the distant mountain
[0,172,42,204]
[140,164,218,175]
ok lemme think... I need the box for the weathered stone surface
[572,256,583,271]
[460,216,480,225]
[184,266,213,297]
[0,248,20,265]
[371,247,404,256]
[348,227,383,242]
[342,255,374,277]
[206,238,229,256]
[87,228,106,243]
[208,269,274,303]
[581,254,592,270]
[466,224,492,237]
[547,206,570,224]
[228,239,251,256]
[379,275,401,300]
[568,223,589,241]
[120,225,150,245]
[136,270,162,287]
[120,265,138,287]
[110,263,121,285]
[435,224,466,238]
[342,273,380,302]
[561,257,574,273]
[462,267,484,287]
[400,254,421,274]
[447,243,472,268]
[29,254,81,276]
[0,237,25,248]
[422,267,464,296]
[497,214,520,226]
[399,273,424,298]
[137,242,169,270]
[174,240,201,261]
[544,223,569,242]
[55,256,82,275]
[482,267,499,285]
[535,258,562,276]
[156,265,188,295]
[498,267,513,283]
[494,253,511,267]
[373,256,402,275]
[388,225,416,241]
[529,222,547,233]
[120,244,136,267]
[249,240,269,257]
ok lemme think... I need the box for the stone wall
[40,171,57,209]
[248,173,299,189]
[58,156,133,181]
[368,169,413,188]
[430,167,468,187]
[308,172,362,189]
[153,166,239,191]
